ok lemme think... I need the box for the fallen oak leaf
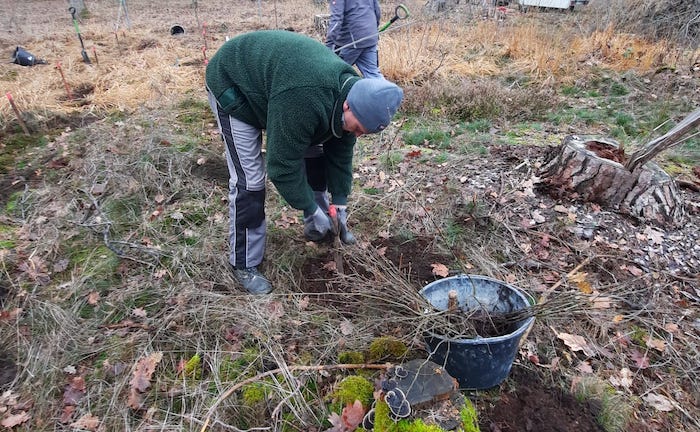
[557,332,596,357]
[128,352,163,410]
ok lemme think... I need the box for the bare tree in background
[585,0,700,46]
[68,0,87,16]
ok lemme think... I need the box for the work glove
[303,206,334,242]
[334,205,356,245]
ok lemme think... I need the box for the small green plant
[561,85,581,96]
[572,377,631,432]
[403,128,451,149]
[460,119,491,133]
[460,399,480,432]
[182,353,202,380]
[332,375,374,408]
[432,152,449,164]
[242,382,269,405]
[614,112,637,136]
[367,336,407,362]
[610,82,629,96]
[380,150,404,172]
[444,219,465,247]
[338,351,365,364]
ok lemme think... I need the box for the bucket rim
[420,274,535,343]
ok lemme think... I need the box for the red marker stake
[56,62,73,100]
[6,92,30,135]
[202,22,208,51]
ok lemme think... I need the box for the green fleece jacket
[205,30,360,213]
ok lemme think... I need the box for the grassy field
[1,1,699,431]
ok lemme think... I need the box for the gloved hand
[334,205,356,245]
[303,206,333,242]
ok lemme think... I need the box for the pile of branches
[321,247,593,341]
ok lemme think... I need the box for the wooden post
[6,93,30,136]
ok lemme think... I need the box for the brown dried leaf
[645,336,666,352]
[17,256,50,285]
[431,263,449,277]
[643,394,674,412]
[1,411,31,428]
[63,376,86,406]
[339,319,354,336]
[630,349,650,369]
[129,352,163,393]
[326,412,344,432]
[86,291,100,306]
[568,271,592,294]
[70,413,100,431]
[59,404,75,424]
[0,308,22,322]
[53,258,70,273]
[557,332,596,357]
[266,301,284,321]
[341,400,365,430]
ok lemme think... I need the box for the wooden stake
[5,92,30,136]
[55,62,73,100]
[92,46,99,65]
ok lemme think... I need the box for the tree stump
[539,135,684,226]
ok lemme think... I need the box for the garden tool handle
[329,205,340,236]
[69,7,79,31]
[378,4,410,32]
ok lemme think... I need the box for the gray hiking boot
[231,266,273,295]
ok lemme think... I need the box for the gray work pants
[207,90,266,269]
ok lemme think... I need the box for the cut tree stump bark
[539,135,684,226]
[539,109,700,227]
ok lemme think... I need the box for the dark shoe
[231,266,273,295]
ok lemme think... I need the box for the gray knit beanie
[346,78,403,133]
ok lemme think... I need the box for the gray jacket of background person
[326,0,381,49]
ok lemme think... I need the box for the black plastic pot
[170,25,185,35]
[420,274,535,389]
[12,46,43,66]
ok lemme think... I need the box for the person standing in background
[308,0,386,244]
[325,0,383,78]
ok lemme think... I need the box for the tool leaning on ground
[333,4,411,53]
[69,7,91,64]
[328,205,345,274]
